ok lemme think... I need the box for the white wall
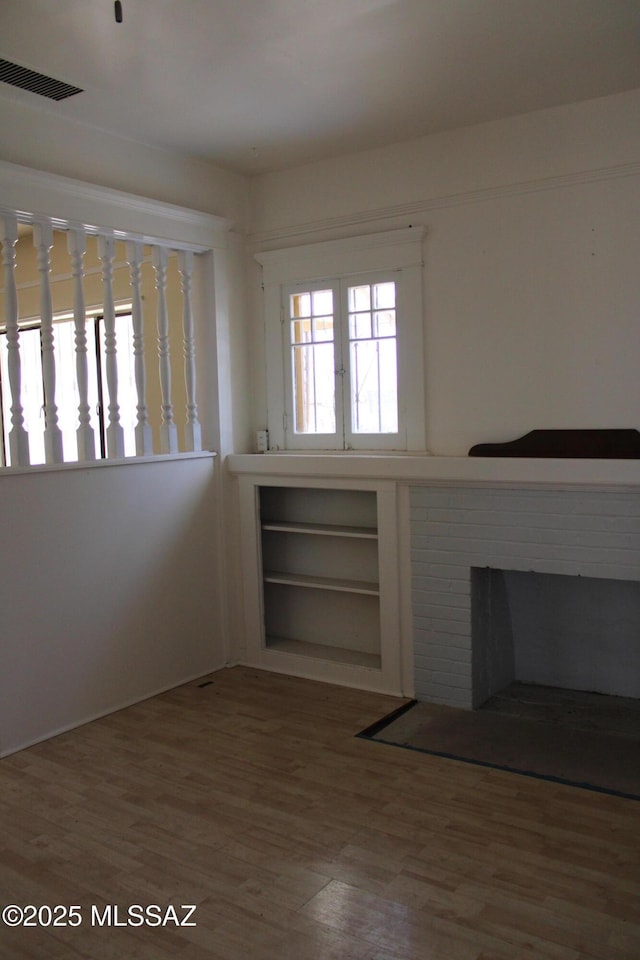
[0,138,252,750]
[0,96,248,225]
[0,456,223,756]
[249,90,640,455]
[249,90,640,235]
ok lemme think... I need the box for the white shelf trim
[263,570,379,596]
[265,636,382,669]
[261,520,377,539]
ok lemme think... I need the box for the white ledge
[226,453,640,488]
[1,450,217,479]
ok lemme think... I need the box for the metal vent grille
[0,59,83,101]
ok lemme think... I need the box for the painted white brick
[429,618,470,636]
[420,659,470,680]
[415,604,470,623]
[412,594,470,613]
[425,645,472,664]
[412,636,469,656]
[423,657,473,674]
[412,609,456,628]
[412,562,468,581]
[411,483,640,707]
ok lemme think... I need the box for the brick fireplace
[410,483,640,708]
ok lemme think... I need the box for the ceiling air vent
[0,59,83,101]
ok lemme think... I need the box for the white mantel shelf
[227,454,640,488]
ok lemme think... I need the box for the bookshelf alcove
[237,474,403,694]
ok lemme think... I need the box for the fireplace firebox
[472,568,640,704]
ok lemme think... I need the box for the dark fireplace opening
[471,568,640,708]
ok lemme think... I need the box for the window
[285,275,400,447]
[257,228,426,451]
[0,309,135,465]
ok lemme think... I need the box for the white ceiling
[1,0,639,175]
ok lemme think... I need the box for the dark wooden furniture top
[469,429,640,459]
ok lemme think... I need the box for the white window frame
[256,228,426,452]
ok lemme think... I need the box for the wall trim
[0,159,233,251]
[249,160,640,247]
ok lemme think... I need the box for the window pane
[378,338,398,432]
[313,316,333,342]
[312,289,333,316]
[373,281,395,309]
[289,288,335,435]
[374,310,396,338]
[291,318,311,344]
[292,342,335,434]
[348,285,371,312]
[349,311,371,340]
[348,281,398,434]
[291,292,311,318]
[350,336,398,434]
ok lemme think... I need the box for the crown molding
[249,161,640,248]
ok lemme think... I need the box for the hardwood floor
[1,666,638,959]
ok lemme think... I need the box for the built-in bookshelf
[260,486,381,668]
[236,474,402,695]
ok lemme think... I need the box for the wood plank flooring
[0,666,638,959]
